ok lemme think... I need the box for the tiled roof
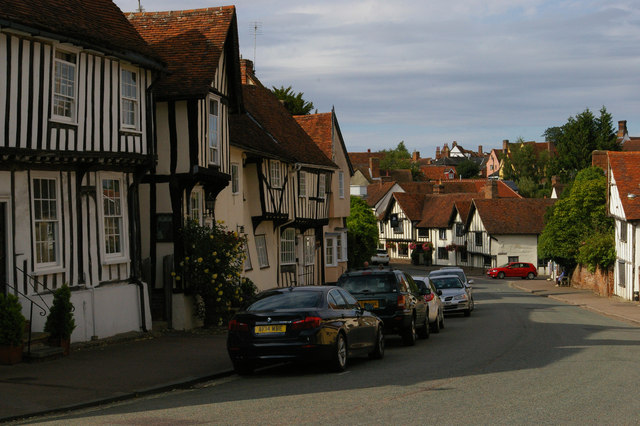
[241,84,336,168]
[397,182,434,193]
[128,7,240,99]
[454,200,473,223]
[417,194,477,228]
[622,138,640,152]
[420,165,457,180]
[294,113,332,158]
[349,152,385,168]
[229,113,294,162]
[471,198,556,235]
[366,182,396,207]
[386,169,413,182]
[608,151,640,220]
[393,193,425,221]
[1,0,162,68]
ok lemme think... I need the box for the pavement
[2,277,640,423]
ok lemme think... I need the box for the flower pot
[0,344,24,365]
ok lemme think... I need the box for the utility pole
[137,0,144,12]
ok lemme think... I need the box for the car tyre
[332,332,348,372]
[464,307,471,317]
[438,309,445,329]
[369,328,385,360]
[527,272,535,280]
[498,271,505,279]
[431,310,441,333]
[232,360,255,376]
[417,312,429,339]
[402,317,417,346]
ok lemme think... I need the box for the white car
[412,276,445,333]
[371,248,390,265]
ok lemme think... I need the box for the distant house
[617,120,640,152]
[348,150,384,197]
[607,151,640,301]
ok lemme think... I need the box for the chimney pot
[502,139,509,153]
[618,120,628,138]
[478,145,483,155]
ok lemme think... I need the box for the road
[25,271,640,425]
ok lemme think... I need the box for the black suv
[337,267,429,345]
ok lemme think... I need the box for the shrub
[44,285,76,340]
[576,232,616,273]
[0,293,26,346]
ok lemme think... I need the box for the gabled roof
[622,138,640,152]
[349,152,386,168]
[393,193,424,221]
[128,7,242,102]
[417,194,477,228]
[469,198,556,235]
[453,200,473,223]
[366,182,396,207]
[608,151,640,220]
[229,113,294,162]
[420,165,457,180]
[1,0,163,70]
[397,182,434,193]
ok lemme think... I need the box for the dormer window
[121,69,138,129]
[208,98,220,165]
[52,50,77,121]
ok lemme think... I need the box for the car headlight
[453,293,468,301]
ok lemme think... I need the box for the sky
[113,0,640,157]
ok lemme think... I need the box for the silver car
[428,274,474,317]
[370,248,390,265]
[429,267,474,288]
[412,276,445,333]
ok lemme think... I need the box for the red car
[487,262,537,279]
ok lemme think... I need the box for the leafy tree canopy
[379,141,412,171]
[346,196,379,268]
[538,167,614,271]
[456,158,480,179]
[544,106,619,182]
[270,85,315,115]
[500,137,551,198]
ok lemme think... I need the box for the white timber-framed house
[1,0,165,341]
[128,7,243,329]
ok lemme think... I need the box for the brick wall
[570,264,614,297]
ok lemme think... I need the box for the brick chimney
[551,175,558,187]
[591,150,608,171]
[484,180,498,199]
[618,120,628,138]
[452,141,457,147]
[502,139,509,153]
[433,182,444,194]
[435,147,441,159]
[369,157,380,179]
[478,145,483,155]
[240,58,255,84]
[412,151,420,161]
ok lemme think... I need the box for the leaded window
[33,178,59,266]
[103,179,123,255]
[53,51,76,120]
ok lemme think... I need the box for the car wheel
[438,309,445,329]
[369,328,385,360]
[431,311,441,334]
[232,360,255,376]
[464,307,471,317]
[402,317,417,346]
[332,332,348,372]
[498,271,505,279]
[527,272,535,280]
[417,312,429,339]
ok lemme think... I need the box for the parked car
[337,267,429,345]
[429,274,474,317]
[429,267,474,288]
[227,286,384,374]
[371,248,390,265]
[487,262,537,279]
[412,276,445,333]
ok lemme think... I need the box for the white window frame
[325,236,336,267]
[336,231,347,262]
[52,49,77,122]
[280,228,296,265]
[318,174,326,198]
[304,236,315,265]
[270,161,281,188]
[120,67,139,130]
[31,176,61,271]
[298,171,307,197]
[439,228,447,240]
[620,221,627,243]
[244,242,252,271]
[231,163,240,195]
[255,235,269,268]
[99,174,128,264]
[208,97,220,166]
[338,171,344,198]
[189,188,203,224]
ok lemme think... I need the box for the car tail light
[424,293,435,302]
[291,316,322,330]
[228,319,249,332]
[397,294,407,309]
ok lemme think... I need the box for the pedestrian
[363,261,369,269]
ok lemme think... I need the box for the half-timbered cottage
[1,0,165,341]
[295,110,353,283]
[607,151,640,301]
[465,198,555,271]
[128,7,243,328]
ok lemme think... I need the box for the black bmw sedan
[227,286,384,374]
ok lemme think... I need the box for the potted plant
[0,293,26,365]
[44,285,76,355]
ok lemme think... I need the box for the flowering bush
[385,241,396,249]
[175,220,255,327]
[422,242,434,252]
[409,242,418,250]
[445,244,456,252]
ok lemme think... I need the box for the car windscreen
[337,274,396,294]
[247,291,322,311]
[430,277,464,289]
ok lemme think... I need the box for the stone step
[23,345,64,363]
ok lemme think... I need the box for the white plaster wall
[492,234,539,266]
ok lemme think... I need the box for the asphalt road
[25,273,640,425]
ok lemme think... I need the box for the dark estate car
[487,262,538,279]
[227,286,384,374]
[337,267,429,346]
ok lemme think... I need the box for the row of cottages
[607,151,640,301]
[0,0,165,340]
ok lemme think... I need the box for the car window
[405,274,420,295]
[397,274,409,293]
[248,291,322,311]
[429,280,439,293]
[338,288,359,308]
[414,279,431,295]
[431,277,464,290]
[328,289,347,309]
[337,274,396,294]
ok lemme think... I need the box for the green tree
[544,107,619,182]
[538,167,614,271]
[347,196,379,268]
[501,138,551,197]
[379,141,412,171]
[270,85,315,115]
[456,158,480,179]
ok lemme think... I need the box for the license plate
[254,325,286,334]
[359,300,379,309]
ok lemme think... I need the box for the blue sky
[114,0,640,157]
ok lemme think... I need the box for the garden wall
[570,264,613,297]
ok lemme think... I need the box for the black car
[227,286,384,374]
[337,267,429,346]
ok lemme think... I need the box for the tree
[456,158,480,179]
[346,196,379,267]
[379,141,412,171]
[544,107,619,182]
[538,167,614,271]
[270,85,315,115]
[500,138,551,198]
